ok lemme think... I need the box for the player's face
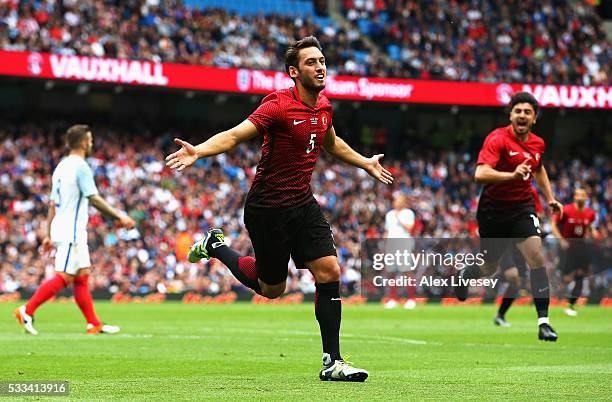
[509,102,536,136]
[292,47,326,92]
[574,189,587,207]
[84,132,93,157]
[393,195,406,210]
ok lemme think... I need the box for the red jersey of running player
[554,203,596,238]
[477,125,545,211]
[246,87,333,209]
[531,185,544,214]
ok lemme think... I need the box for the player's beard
[576,200,585,208]
[512,121,532,136]
[298,72,325,93]
[85,144,92,157]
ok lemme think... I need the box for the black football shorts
[559,240,592,275]
[499,245,528,275]
[477,205,541,263]
[244,200,337,285]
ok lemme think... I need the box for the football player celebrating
[457,92,563,342]
[166,36,393,381]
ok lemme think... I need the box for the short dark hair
[66,124,91,150]
[284,36,323,77]
[509,91,539,115]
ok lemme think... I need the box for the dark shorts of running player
[499,245,528,276]
[559,242,592,275]
[244,199,337,285]
[477,203,540,263]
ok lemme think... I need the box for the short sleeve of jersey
[384,210,393,231]
[325,97,333,130]
[50,175,59,204]
[588,209,597,226]
[398,209,415,226]
[538,142,545,169]
[247,93,284,133]
[477,132,503,167]
[76,162,99,197]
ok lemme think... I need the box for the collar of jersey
[506,124,531,143]
[292,86,319,110]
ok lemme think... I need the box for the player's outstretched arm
[89,195,135,229]
[322,126,393,185]
[165,120,259,171]
[533,165,563,218]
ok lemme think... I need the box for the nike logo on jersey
[331,298,342,301]
[509,151,519,156]
[293,120,306,125]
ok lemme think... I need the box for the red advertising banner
[1,50,610,109]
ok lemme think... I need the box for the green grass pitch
[1,302,611,401]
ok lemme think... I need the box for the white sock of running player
[538,317,550,325]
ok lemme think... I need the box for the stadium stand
[342,0,611,84]
[0,0,368,76]
[1,0,609,83]
[1,123,609,296]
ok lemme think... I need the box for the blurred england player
[383,193,417,309]
[15,125,135,335]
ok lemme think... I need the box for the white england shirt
[50,155,99,244]
[384,208,415,238]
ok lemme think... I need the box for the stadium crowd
[343,0,611,85]
[0,0,369,76]
[0,0,610,84]
[1,122,610,296]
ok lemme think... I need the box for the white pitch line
[3,331,610,352]
[502,364,612,374]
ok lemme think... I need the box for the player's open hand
[548,199,563,219]
[165,138,198,171]
[513,159,531,180]
[365,154,393,185]
[41,236,53,255]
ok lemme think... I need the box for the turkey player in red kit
[551,188,597,316]
[165,36,393,381]
[456,92,563,342]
